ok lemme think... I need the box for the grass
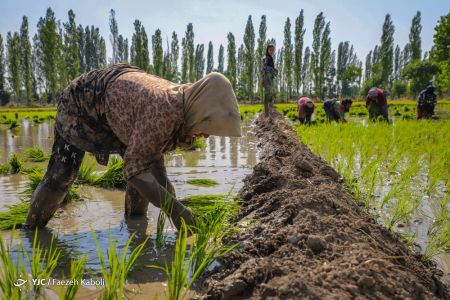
[24,147,49,162]
[186,178,219,187]
[296,119,450,260]
[76,160,98,185]
[92,229,149,300]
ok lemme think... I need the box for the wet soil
[200,112,449,299]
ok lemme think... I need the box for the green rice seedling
[94,156,126,189]
[92,229,149,300]
[0,228,29,299]
[76,160,98,185]
[25,229,61,296]
[423,222,450,261]
[182,194,240,219]
[8,119,19,129]
[189,203,238,276]
[152,220,190,300]
[384,196,420,231]
[186,178,219,187]
[156,191,175,248]
[0,201,29,230]
[59,254,88,300]
[192,137,206,150]
[9,153,23,173]
[0,163,11,175]
[24,147,49,162]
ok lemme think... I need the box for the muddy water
[0,118,258,298]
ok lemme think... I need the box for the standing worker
[261,44,279,118]
[24,64,242,231]
[417,85,437,119]
[366,87,389,122]
[323,98,353,122]
[297,96,315,124]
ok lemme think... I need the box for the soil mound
[201,113,448,299]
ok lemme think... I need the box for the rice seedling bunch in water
[0,201,29,230]
[0,229,29,299]
[25,229,61,296]
[59,255,88,300]
[94,156,126,189]
[24,147,49,162]
[186,178,219,187]
[76,160,98,185]
[92,229,149,300]
[9,153,23,173]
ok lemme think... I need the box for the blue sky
[0,0,449,64]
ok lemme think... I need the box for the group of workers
[295,84,437,124]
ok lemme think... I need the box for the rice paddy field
[0,100,449,299]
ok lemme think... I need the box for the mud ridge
[199,112,449,299]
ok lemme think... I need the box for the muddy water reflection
[0,118,258,296]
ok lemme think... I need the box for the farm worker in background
[24,64,242,231]
[261,44,279,118]
[297,96,315,124]
[417,85,437,119]
[366,87,389,122]
[323,98,353,122]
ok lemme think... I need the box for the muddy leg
[125,158,176,216]
[25,131,84,228]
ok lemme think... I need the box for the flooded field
[0,118,258,298]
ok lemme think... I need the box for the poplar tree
[131,20,149,70]
[409,11,422,61]
[20,16,32,103]
[256,15,266,98]
[311,12,324,98]
[379,14,395,87]
[226,32,237,89]
[294,10,305,96]
[181,37,188,83]
[393,45,401,80]
[64,10,80,80]
[195,43,205,80]
[7,32,20,101]
[365,50,372,80]
[185,23,195,82]
[152,29,163,76]
[206,41,214,74]
[243,15,255,100]
[302,46,311,95]
[37,8,58,101]
[283,17,293,99]
[217,44,224,73]
[0,34,8,101]
[77,24,86,73]
[170,32,179,82]
[109,9,119,64]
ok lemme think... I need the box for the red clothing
[366,88,387,107]
[298,97,315,118]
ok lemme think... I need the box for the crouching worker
[366,87,389,122]
[417,85,437,119]
[297,96,315,124]
[24,64,242,231]
[323,98,353,122]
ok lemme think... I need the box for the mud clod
[306,235,327,253]
[201,113,448,300]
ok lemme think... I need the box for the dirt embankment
[200,113,449,299]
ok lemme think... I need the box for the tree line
[0,8,448,105]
